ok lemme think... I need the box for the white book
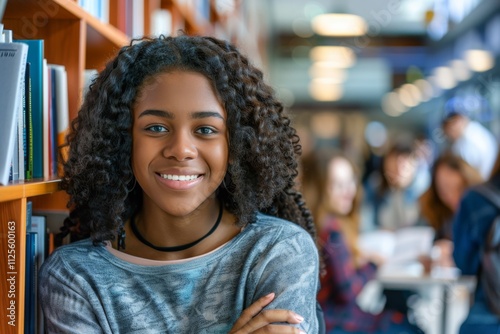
[0,42,28,185]
[358,225,435,278]
[48,64,69,176]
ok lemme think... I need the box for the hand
[432,239,455,267]
[229,293,306,334]
[358,252,386,267]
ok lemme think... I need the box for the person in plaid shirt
[301,149,424,333]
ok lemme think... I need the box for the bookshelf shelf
[0,179,61,202]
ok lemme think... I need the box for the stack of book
[0,26,69,185]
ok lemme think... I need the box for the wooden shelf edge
[0,179,61,202]
[172,0,212,34]
[5,0,129,48]
[51,0,130,47]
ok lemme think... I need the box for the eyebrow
[138,109,224,120]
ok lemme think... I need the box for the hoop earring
[127,178,137,193]
[222,177,234,195]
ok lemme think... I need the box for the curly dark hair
[59,34,316,245]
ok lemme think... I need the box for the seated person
[453,152,500,333]
[301,149,423,334]
[419,152,482,271]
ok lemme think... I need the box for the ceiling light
[309,79,343,101]
[464,49,495,72]
[309,46,356,68]
[413,79,433,102]
[311,13,368,37]
[432,66,457,90]
[308,63,347,83]
[382,92,407,117]
[398,83,422,107]
[449,59,472,81]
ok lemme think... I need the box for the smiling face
[132,71,229,217]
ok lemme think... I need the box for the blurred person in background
[453,151,500,333]
[301,149,423,334]
[418,152,483,272]
[362,139,431,317]
[441,98,498,180]
[363,140,430,231]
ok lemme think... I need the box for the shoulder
[462,186,499,209]
[253,212,314,238]
[242,213,318,254]
[455,185,500,232]
[40,239,105,279]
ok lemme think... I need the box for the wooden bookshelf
[0,180,61,334]
[0,0,256,333]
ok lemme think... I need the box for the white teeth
[160,174,198,181]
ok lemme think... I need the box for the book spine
[18,40,44,179]
[43,59,50,179]
[29,215,47,334]
[26,63,33,180]
[17,66,25,181]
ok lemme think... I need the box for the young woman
[419,152,483,269]
[39,34,320,333]
[453,151,500,333]
[363,141,430,231]
[301,149,422,334]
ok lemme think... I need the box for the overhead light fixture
[308,63,347,83]
[413,79,433,102]
[309,46,356,68]
[398,84,422,108]
[432,66,457,90]
[381,92,407,117]
[309,78,343,101]
[464,49,495,72]
[449,59,472,81]
[311,13,368,37]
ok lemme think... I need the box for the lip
[155,171,204,190]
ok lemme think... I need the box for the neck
[121,201,241,261]
[131,201,223,252]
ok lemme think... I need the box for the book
[24,232,37,334]
[26,201,33,230]
[48,64,69,176]
[25,62,34,179]
[17,59,26,181]
[42,59,50,178]
[358,226,435,278]
[29,215,47,334]
[0,42,28,185]
[17,39,44,179]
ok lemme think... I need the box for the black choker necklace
[129,201,223,252]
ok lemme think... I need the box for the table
[377,273,476,334]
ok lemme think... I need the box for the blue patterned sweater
[39,213,320,333]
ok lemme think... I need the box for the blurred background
[254,0,500,167]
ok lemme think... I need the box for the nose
[163,130,197,161]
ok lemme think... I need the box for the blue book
[26,200,32,230]
[29,215,46,334]
[24,232,37,334]
[16,39,44,179]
